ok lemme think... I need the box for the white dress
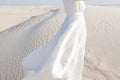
[21,0,87,80]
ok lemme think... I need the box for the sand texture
[0,6,120,80]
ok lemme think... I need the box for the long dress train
[21,0,87,80]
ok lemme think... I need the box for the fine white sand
[0,6,56,32]
[0,6,120,80]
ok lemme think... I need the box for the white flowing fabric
[21,0,87,80]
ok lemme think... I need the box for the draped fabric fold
[52,13,87,80]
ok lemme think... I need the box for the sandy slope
[0,6,56,32]
[0,6,120,80]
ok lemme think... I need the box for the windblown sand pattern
[0,6,120,80]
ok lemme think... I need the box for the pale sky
[0,0,63,6]
[0,0,120,6]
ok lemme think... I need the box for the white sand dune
[0,6,56,32]
[0,6,120,80]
